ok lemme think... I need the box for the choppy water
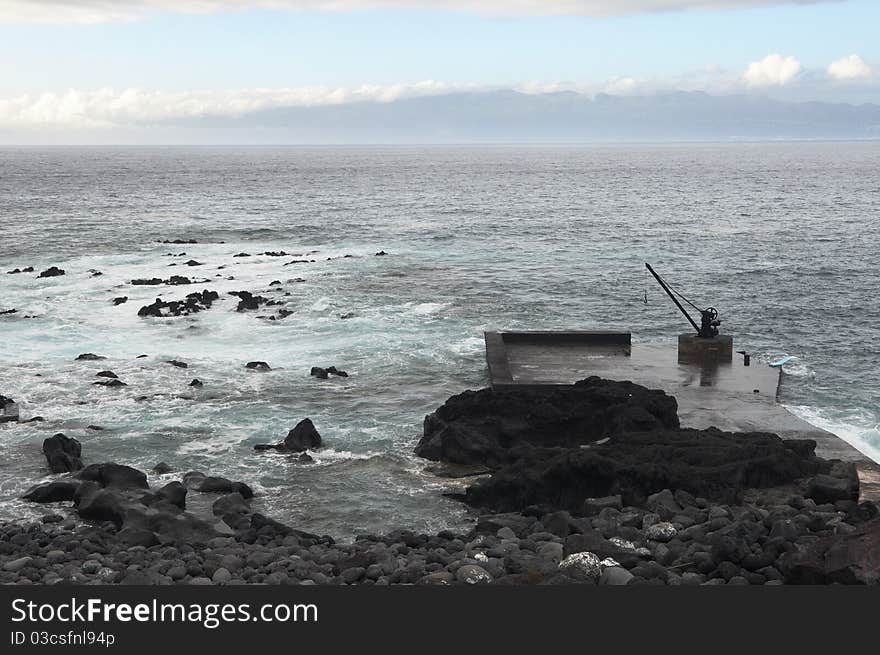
[1,143,879,538]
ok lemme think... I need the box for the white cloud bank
[0,0,833,24]
[0,83,484,129]
[742,53,801,87]
[827,54,872,80]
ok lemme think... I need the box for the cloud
[742,53,802,87]
[0,1,835,24]
[0,83,487,129]
[827,54,872,81]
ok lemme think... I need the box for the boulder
[22,480,81,503]
[245,361,271,371]
[415,377,680,467]
[780,518,880,584]
[806,470,859,505]
[283,418,322,452]
[194,476,254,499]
[77,462,149,490]
[155,481,187,509]
[42,433,83,473]
[96,370,118,379]
[212,492,251,529]
[0,395,19,423]
[77,489,127,527]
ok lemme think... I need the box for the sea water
[1,143,878,538]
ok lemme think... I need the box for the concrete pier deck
[485,331,880,500]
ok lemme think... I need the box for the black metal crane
[645,263,720,338]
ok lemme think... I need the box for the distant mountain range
[174,90,880,143]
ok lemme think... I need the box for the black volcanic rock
[415,376,679,467]
[23,480,81,503]
[254,418,322,453]
[94,379,127,387]
[76,353,106,361]
[245,361,271,371]
[38,266,65,278]
[284,419,322,451]
[462,428,828,513]
[42,433,83,473]
[138,290,219,317]
[78,462,149,490]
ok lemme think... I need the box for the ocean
[1,143,878,538]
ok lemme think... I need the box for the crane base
[678,333,733,363]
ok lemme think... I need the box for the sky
[1,0,879,140]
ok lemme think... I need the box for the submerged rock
[75,353,106,361]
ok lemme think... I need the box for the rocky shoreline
[2,377,879,585]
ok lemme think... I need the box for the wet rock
[283,419,322,452]
[38,266,65,278]
[23,480,81,503]
[138,290,219,317]
[113,296,128,305]
[245,361,271,371]
[230,291,269,312]
[152,462,172,474]
[0,395,19,423]
[161,239,197,244]
[375,251,388,256]
[78,463,149,490]
[76,353,106,361]
[94,379,127,387]
[212,492,251,529]
[96,370,118,379]
[189,379,203,387]
[194,476,254,499]
[7,266,34,274]
[131,278,163,285]
[166,360,188,368]
[42,433,83,473]
[155,482,187,509]
[310,367,329,379]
